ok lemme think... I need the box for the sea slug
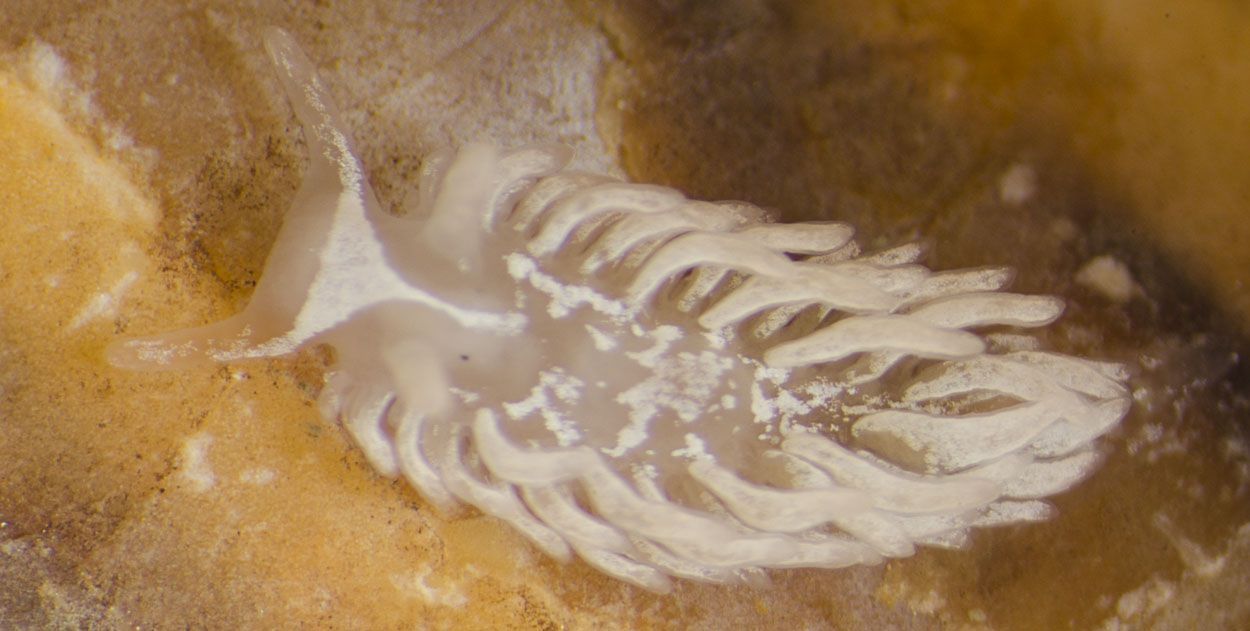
[109,28,1131,592]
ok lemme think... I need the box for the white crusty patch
[179,433,216,493]
[1076,254,1139,304]
[507,252,628,320]
[611,348,734,457]
[390,567,468,608]
[502,368,585,447]
[239,468,278,486]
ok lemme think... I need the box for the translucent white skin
[108,28,1131,593]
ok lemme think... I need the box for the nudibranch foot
[110,28,1132,592]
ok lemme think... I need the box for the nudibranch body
[109,29,1130,592]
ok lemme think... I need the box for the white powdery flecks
[108,28,1132,593]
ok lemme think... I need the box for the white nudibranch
[108,28,1131,592]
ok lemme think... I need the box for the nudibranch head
[109,28,1131,592]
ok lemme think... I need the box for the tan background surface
[1,1,1249,628]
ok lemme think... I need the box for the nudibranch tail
[110,28,1133,593]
